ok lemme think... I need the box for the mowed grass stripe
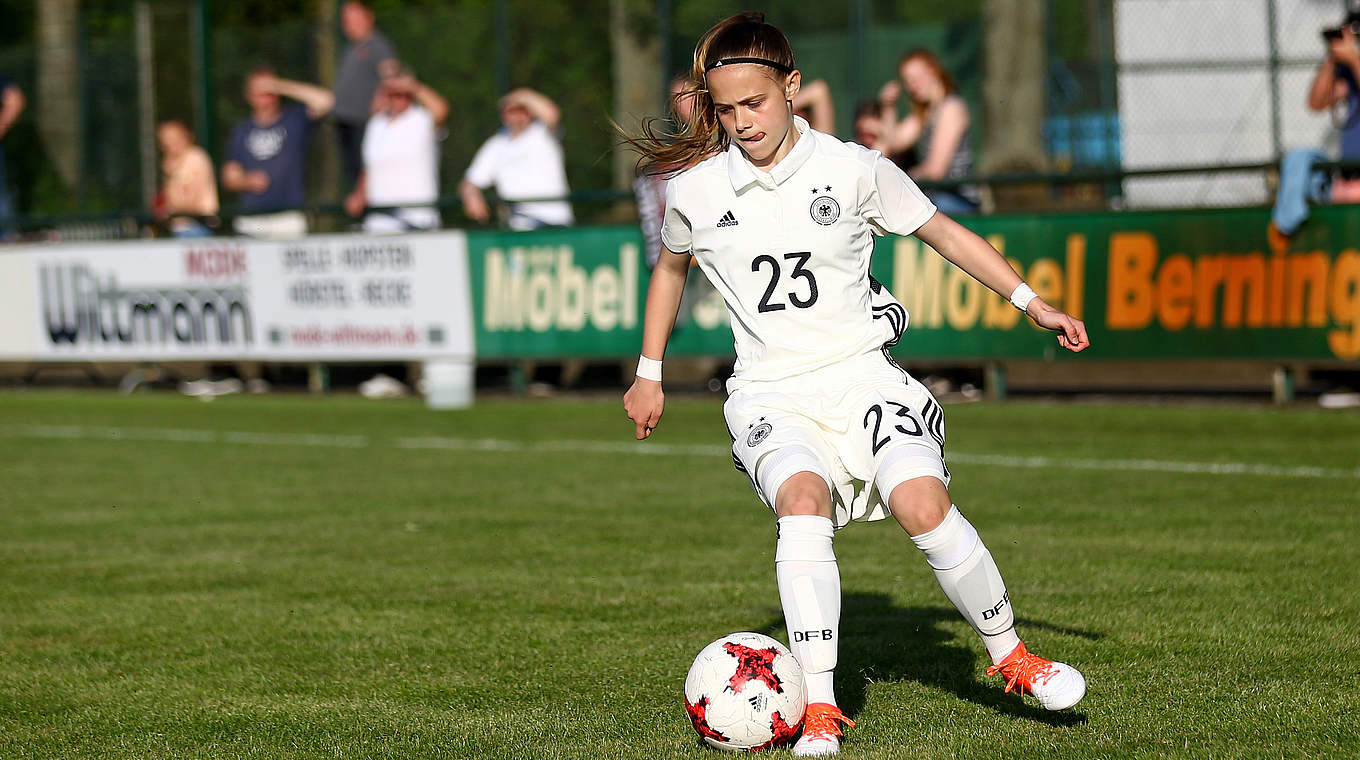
[3,392,1359,759]
[4,423,1359,480]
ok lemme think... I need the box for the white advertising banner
[8,231,474,362]
[0,248,38,360]
[251,231,474,360]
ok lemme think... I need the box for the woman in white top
[344,68,449,233]
[622,13,1089,757]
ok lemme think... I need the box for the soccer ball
[683,632,806,751]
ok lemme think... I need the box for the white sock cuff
[775,515,836,563]
[910,505,980,570]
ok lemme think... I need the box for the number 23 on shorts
[862,399,944,455]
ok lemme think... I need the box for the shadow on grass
[756,593,1099,727]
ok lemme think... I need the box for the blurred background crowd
[0,0,1353,242]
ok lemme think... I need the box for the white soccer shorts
[724,351,950,528]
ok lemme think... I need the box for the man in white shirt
[459,88,574,230]
[345,70,449,233]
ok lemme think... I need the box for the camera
[1321,11,1360,42]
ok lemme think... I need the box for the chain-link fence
[0,0,1353,237]
[1116,0,1351,208]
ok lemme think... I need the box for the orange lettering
[1328,250,1360,360]
[1155,255,1194,330]
[1066,234,1086,320]
[1286,252,1329,327]
[1268,250,1287,326]
[1193,255,1226,329]
[1223,254,1267,327]
[1107,232,1156,329]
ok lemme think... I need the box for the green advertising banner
[466,205,1360,362]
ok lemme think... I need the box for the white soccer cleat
[793,702,854,757]
[986,641,1087,711]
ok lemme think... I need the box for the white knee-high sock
[776,515,840,705]
[910,506,1021,664]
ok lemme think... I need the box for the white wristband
[1009,283,1038,313]
[636,355,663,382]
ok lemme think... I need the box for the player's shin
[775,515,840,706]
[910,506,1021,664]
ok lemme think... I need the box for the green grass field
[2,390,1358,759]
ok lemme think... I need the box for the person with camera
[1268,11,1360,249]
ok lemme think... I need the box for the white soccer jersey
[661,116,936,388]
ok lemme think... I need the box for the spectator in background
[853,99,884,150]
[334,0,398,191]
[876,49,980,215]
[459,87,574,230]
[0,72,25,239]
[154,119,218,238]
[221,67,334,239]
[853,98,913,170]
[634,75,696,268]
[1269,11,1360,249]
[792,77,835,136]
[344,66,449,233]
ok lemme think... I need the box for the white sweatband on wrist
[1009,283,1038,312]
[636,355,663,382]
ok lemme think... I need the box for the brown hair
[898,48,957,122]
[621,13,795,177]
[157,118,195,141]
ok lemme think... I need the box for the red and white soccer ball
[683,632,806,752]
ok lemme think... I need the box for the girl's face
[901,57,942,104]
[706,63,801,168]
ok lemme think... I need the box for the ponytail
[620,13,795,177]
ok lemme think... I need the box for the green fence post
[986,361,1008,401]
[508,364,527,395]
[308,363,329,394]
[191,0,215,165]
[1272,366,1294,405]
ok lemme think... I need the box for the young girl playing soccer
[622,14,1089,756]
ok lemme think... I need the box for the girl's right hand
[624,378,665,440]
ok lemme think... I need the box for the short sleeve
[409,104,435,134]
[659,177,692,253]
[861,154,936,237]
[463,135,501,188]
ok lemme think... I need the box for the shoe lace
[986,650,1058,695]
[801,705,856,740]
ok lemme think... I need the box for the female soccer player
[622,14,1089,757]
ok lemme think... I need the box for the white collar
[726,115,814,192]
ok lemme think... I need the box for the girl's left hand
[1026,299,1090,353]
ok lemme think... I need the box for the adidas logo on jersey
[716,210,739,228]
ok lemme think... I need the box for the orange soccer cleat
[792,702,856,757]
[986,641,1087,711]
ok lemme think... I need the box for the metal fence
[1115,0,1352,207]
[0,0,1354,238]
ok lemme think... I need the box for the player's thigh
[726,397,837,517]
[853,379,951,507]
